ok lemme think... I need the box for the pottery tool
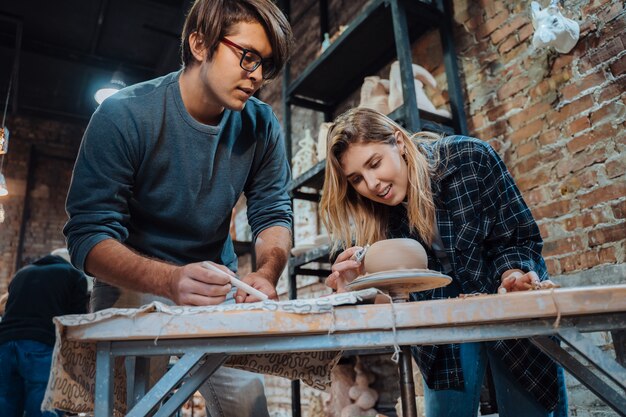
[352,244,370,263]
[201,261,269,301]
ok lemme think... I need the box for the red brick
[566,116,591,136]
[509,102,552,128]
[468,113,487,132]
[502,42,528,61]
[588,222,626,246]
[476,119,508,140]
[517,169,550,192]
[590,100,626,126]
[486,95,527,121]
[532,199,572,220]
[556,148,606,177]
[538,222,550,238]
[518,23,533,43]
[497,76,530,100]
[480,0,505,19]
[476,10,510,39]
[566,124,616,154]
[516,140,538,158]
[559,247,616,273]
[524,187,550,206]
[598,246,618,264]
[606,157,626,179]
[562,215,578,232]
[530,79,551,100]
[610,53,626,77]
[580,183,626,209]
[544,257,560,275]
[538,129,561,146]
[579,37,625,73]
[612,200,626,219]
[577,169,600,189]
[491,15,528,44]
[549,95,594,125]
[598,76,626,103]
[597,1,624,23]
[543,236,584,257]
[513,154,542,177]
[561,72,606,101]
[528,70,572,101]
[552,55,574,72]
[464,13,484,31]
[497,35,519,54]
[509,119,543,145]
[581,208,611,228]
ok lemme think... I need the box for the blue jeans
[0,340,62,417]
[423,342,567,417]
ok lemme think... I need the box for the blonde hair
[319,108,439,253]
[0,291,8,315]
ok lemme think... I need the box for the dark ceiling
[0,0,193,123]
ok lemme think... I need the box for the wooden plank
[66,285,626,342]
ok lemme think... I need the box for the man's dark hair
[181,0,293,80]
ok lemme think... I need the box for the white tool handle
[201,261,269,301]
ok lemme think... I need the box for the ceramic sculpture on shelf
[316,122,334,162]
[340,357,379,417]
[531,0,580,54]
[359,76,390,115]
[388,60,451,118]
[291,128,318,178]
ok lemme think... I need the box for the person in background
[0,248,89,417]
[63,0,294,415]
[319,107,568,417]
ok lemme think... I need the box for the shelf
[287,0,442,108]
[289,244,331,269]
[388,106,456,135]
[288,159,326,198]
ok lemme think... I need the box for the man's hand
[169,262,232,306]
[237,272,277,303]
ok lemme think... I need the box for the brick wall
[261,0,625,415]
[0,114,84,293]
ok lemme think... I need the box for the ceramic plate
[346,268,452,293]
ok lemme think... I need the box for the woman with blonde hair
[319,107,566,417]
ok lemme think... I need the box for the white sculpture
[340,358,379,417]
[388,61,451,118]
[531,0,580,54]
[359,76,391,115]
[316,121,334,162]
[291,128,318,178]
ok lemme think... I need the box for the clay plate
[347,269,452,300]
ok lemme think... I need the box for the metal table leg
[531,336,626,416]
[94,342,114,417]
[399,345,418,417]
[126,350,206,417]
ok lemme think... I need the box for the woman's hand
[497,269,558,293]
[325,246,365,293]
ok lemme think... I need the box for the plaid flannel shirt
[386,136,559,411]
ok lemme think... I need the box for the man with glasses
[64,0,293,416]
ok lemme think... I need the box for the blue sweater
[64,70,292,273]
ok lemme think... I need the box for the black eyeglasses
[220,38,275,79]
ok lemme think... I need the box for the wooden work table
[46,285,626,417]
